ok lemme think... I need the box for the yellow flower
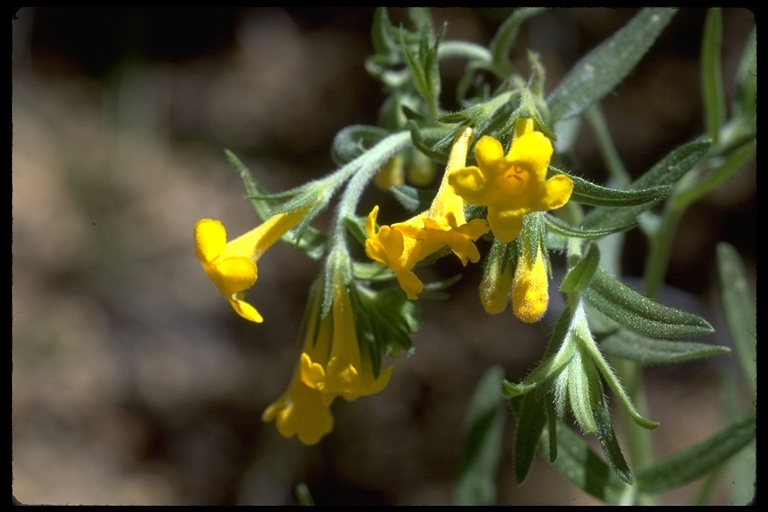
[300,275,393,403]
[194,208,307,323]
[365,127,490,299]
[261,372,336,446]
[262,276,391,445]
[512,246,549,323]
[449,118,574,243]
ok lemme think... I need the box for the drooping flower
[194,208,307,323]
[449,118,574,243]
[512,245,549,323]
[262,275,392,445]
[365,127,490,299]
[300,274,393,403]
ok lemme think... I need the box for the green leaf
[547,8,677,123]
[561,242,600,293]
[512,388,548,484]
[390,184,436,212]
[331,125,389,165]
[716,242,756,394]
[539,420,631,504]
[583,140,711,229]
[544,213,637,240]
[593,398,633,485]
[352,285,419,369]
[560,169,669,207]
[226,149,328,259]
[674,140,755,210]
[636,413,756,493]
[489,8,546,77]
[733,28,756,119]
[584,267,714,339]
[455,366,506,505]
[701,8,726,144]
[598,328,730,365]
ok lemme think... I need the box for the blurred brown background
[12,8,755,505]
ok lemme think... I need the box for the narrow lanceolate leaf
[716,243,756,394]
[512,389,548,484]
[544,214,637,240]
[547,8,677,123]
[539,420,631,504]
[582,139,711,229]
[558,169,669,207]
[561,242,600,293]
[584,267,714,339]
[636,413,756,493]
[593,399,633,485]
[455,366,506,505]
[226,149,328,259]
[598,328,730,365]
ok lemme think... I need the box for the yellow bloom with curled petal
[262,275,392,445]
[512,246,549,323]
[449,119,574,243]
[194,208,307,323]
[365,127,490,299]
[261,282,335,445]
[300,274,393,403]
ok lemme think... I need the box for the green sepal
[539,420,631,504]
[636,413,756,494]
[597,328,730,365]
[547,8,677,123]
[561,242,600,293]
[583,139,711,229]
[558,168,669,207]
[455,366,506,505]
[584,267,714,339]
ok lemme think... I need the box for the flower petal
[488,209,525,244]
[262,375,336,446]
[194,219,227,263]
[474,135,505,170]
[229,293,264,323]
[540,174,574,210]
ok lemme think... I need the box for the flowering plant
[195,8,754,505]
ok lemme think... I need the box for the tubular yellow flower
[262,280,336,445]
[263,275,393,445]
[512,246,549,323]
[449,118,574,243]
[300,275,393,403]
[194,208,307,323]
[364,127,490,299]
